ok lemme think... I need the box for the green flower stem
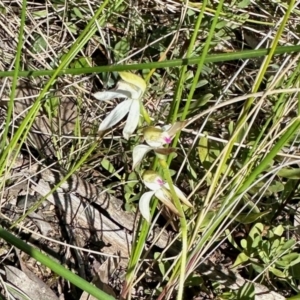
[140,101,151,125]
[0,45,300,78]
[159,158,187,300]
[0,227,115,300]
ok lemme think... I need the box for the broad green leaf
[154,253,169,279]
[277,168,300,179]
[249,223,264,240]
[269,266,287,278]
[282,239,296,251]
[251,236,261,249]
[234,210,270,224]
[232,252,249,268]
[32,10,47,18]
[251,261,264,274]
[276,253,300,268]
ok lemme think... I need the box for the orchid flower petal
[115,80,139,99]
[98,99,132,132]
[143,170,165,191]
[139,191,155,222]
[123,100,140,140]
[118,72,147,95]
[143,126,172,148]
[93,90,129,101]
[132,145,152,169]
[155,189,181,216]
[164,183,193,208]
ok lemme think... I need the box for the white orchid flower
[139,170,193,222]
[132,122,186,169]
[93,72,146,140]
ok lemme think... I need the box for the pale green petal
[155,189,181,216]
[93,90,129,101]
[118,72,147,94]
[164,183,193,207]
[98,100,132,132]
[123,100,140,140]
[132,145,152,169]
[143,126,171,148]
[143,170,164,191]
[139,191,155,222]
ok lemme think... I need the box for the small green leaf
[240,239,247,250]
[73,7,83,18]
[198,135,208,163]
[32,34,47,54]
[32,10,48,18]
[114,38,130,60]
[154,252,169,279]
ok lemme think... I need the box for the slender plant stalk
[0,0,26,152]
[0,227,115,300]
[168,0,208,125]
[159,159,188,300]
[0,45,300,78]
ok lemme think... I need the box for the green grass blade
[0,45,300,78]
[0,227,115,300]
[0,0,26,152]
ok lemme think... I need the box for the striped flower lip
[139,170,193,222]
[132,126,174,169]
